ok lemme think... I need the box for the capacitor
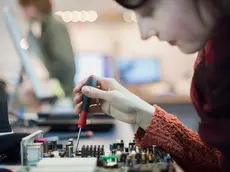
[116,150,122,162]
[146,148,149,156]
[65,142,70,150]
[131,150,136,159]
[67,146,73,157]
[68,138,74,146]
[141,152,147,164]
[148,153,155,163]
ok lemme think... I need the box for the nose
[141,34,152,40]
[136,16,157,40]
[140,29,158,40]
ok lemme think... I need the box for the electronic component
[20,131,183,172]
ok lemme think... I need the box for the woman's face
[134,0,216,54]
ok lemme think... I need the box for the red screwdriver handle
[78,111,88,128]
[77,76,97,129]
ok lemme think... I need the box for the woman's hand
[73,77,155,129]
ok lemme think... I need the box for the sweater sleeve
[134,105,221,172]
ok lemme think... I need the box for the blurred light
[55,10,98,23]
[131,12,137,22]
[80,11,87,22]
[20,38,29,50]
[62,11,72,22]
[87,10,98,22]
[55,11,63,17]
[72,11,81,22]
[123,11,132,22]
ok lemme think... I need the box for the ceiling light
[62,11,72,22]
[72,11,81,22]
[87,10,98,22]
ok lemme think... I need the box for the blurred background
[0,0,199,146]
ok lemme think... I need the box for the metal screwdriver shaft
[75,128,82,151]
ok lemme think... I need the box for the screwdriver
[75,75,97,151]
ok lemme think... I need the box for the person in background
[74,0,230,171]
[18,0,75,97]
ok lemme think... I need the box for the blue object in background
[74,53,111,84]
[17,105,25,120]
[117,58,161,84]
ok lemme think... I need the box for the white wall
[68,22,197,85]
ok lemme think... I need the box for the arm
[135,105,221,172]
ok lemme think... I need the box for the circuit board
[18,131,183,172]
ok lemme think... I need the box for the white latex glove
[73,77,155,130]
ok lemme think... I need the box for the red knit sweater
[135,105,221,172]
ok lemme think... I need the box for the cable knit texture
[135,105,221,172]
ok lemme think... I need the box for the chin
[177,41,206,54]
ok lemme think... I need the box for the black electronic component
[59,150,66,158]
[67,146,73,157]
[43,142,48,153]
[47,141,53,152]
[52,140,57,151]
[57,144,63,150]
[93,145,97,157]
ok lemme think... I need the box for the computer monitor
[116,57,161,84]
[74,53,111,84]
[2,7,58,101]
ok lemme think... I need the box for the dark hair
[115,0,229,17]
[114,0,147,9]
[18,0,52,13]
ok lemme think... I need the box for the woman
[74,0,230,171]
[19,0,75,97]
